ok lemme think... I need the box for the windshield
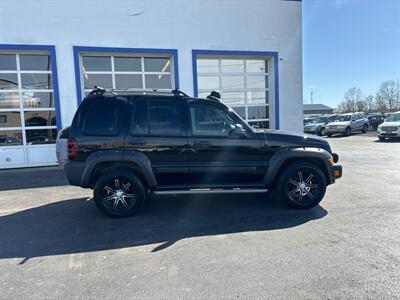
[310,117,327,124]
[386,113,400,122]
[336,115,351,122]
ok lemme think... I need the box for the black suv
[62,88,342,218]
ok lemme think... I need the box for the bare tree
[364,95,375,113]
[337,87,364,113]
[344,87,363,112]
[375,80,400,112]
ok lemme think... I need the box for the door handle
[128,141,146,145]
[193,141,210,146]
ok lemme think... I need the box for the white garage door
[0,51,58,168]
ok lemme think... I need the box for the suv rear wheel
[345,127,351,136]
[276,162,327,209]
[94,170,145,218]
[362,124,368,133]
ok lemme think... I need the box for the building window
[80,54,174,96]
[196,57,270,128]
[0,52,57,146]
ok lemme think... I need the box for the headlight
[377,124,382,130]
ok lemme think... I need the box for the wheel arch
[263,148,334,188]
[80,150,157,188]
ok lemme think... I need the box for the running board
[152,188,268,195]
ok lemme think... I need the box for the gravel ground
[0,134,399,299]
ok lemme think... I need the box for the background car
[303,114,338,136]
[377,111,400,141]
[325,112,369,137]
[367,114,385,130]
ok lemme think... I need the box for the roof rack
[172,89,189,97]
[87,86,117,97]
[86,87,190,98]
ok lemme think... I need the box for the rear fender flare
[80,150,157,188]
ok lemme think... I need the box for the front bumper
[332,165,342,179]
[377,130,400,138]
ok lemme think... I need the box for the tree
[364,95,375,113]
[336,87,364,113]
[375,80,400,112]
[344,87,364,112]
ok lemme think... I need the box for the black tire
[362,124,368,133]
[276,162,327,209]
[93,169,146,218]
[345,127,351,136]
[378,136,385,141]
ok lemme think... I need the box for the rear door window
[131,100,148,135]
[148,100,181,136]
[84,101,120,136]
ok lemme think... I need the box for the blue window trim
[192,49,280,129]
[73,46,180,104]
[0,44,62,130]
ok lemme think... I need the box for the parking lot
[0,134,399,299]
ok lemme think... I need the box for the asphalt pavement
[0,134,399,299]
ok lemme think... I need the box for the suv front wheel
[276,162,327,209]
[94,170,145,218]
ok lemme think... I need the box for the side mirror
[229,124,247,138]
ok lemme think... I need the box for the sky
[302,0,400,107]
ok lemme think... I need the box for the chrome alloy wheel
[287,171,319,203]
[103,178,136,211]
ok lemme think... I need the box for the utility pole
[310,91,314,104]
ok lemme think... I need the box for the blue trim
[191,49,280,129]
[73,46,180,104]
[0,44,62,130]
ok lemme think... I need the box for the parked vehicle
[377,111,400,141]
[367,114,385,130]
[60,88,342,218]
[303,116,317,126]
[325,112,369,137]
[303,115,338,136]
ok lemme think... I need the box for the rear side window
[84,101,120,136]
[131,100,148,135]
[148,101,181,136]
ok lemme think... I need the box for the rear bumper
[325,127,346,134]
[64,161,86,187]
[304,128,317,134]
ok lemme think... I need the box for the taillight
[67,137,79,160]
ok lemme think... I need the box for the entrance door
[0,51,58,168]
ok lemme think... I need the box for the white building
[0,0,303,169]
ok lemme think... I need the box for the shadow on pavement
[0,194,327,263]
[0,168,68,191]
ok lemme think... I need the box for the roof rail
[87,86,106,96]
[172,89,189,97]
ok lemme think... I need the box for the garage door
[0,50,59,168]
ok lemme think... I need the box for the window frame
[73,47,179,104]
[192,50,279,130]
[195,57,270,127]
[0,45,61,148]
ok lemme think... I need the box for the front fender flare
[263,147,334,187]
